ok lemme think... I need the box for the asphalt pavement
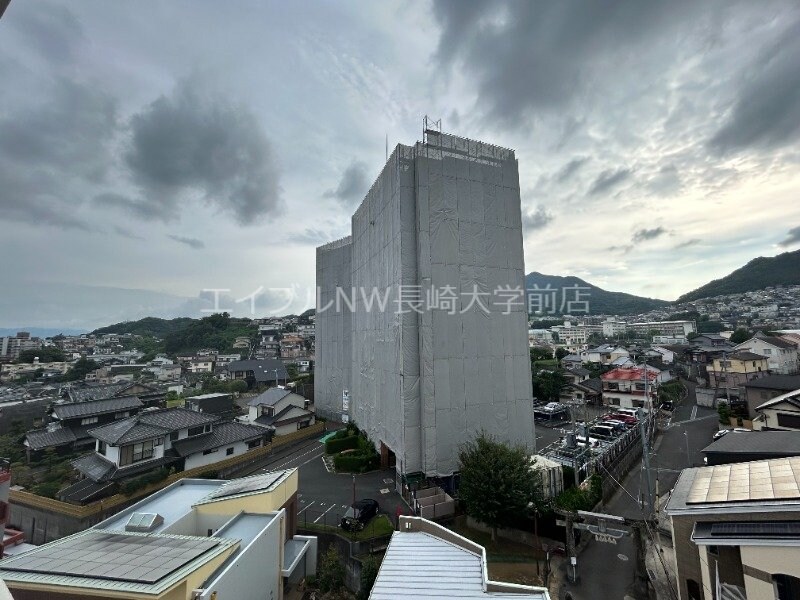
[560,379,719,600]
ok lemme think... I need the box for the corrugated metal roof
[370,530,549,599]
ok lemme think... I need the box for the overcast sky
[1,1,799,329]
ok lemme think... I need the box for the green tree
[532,370,567,402]
[358,555,379,600]
[61,358,99,381]
[458,432,543,541]
[729,328,751,344]
[717,401,731,425]
[18,347,65,363]
[318,546,345,593]
[530,347,552,362]
[555,348,569,360]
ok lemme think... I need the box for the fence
[413,486,456,520]
[10,421,326,519]
[298,507,392,555]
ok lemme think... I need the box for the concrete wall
[315,238,353,421]
[199,512,284,600]
[184,440,249,471]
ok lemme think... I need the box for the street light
[683,430,690,466]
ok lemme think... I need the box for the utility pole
[639,406,654,517]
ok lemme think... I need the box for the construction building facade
[316,126,534,482]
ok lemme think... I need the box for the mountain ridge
[525,272,668,315]
[676,249,800,303]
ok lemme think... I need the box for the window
[120,440,155,466]
[81,416,99,425]
[298,420,310,430]
[720,360,731,368]
[188,426,205,437]
[98,441,107,455]
[774,574,800,600]
[202,448,218,456]
[226,447,234,456]
[114,411,129,420]
[777,412,800,429]
[154,437,163,447]
[170,431,179,442]
[247,439,262,449]
[763,348,772,355]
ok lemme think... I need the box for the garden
[324,425,380,473]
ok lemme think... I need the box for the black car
[340,499,379,531]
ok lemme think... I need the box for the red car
[605,413,638,425]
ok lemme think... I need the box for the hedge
[325,434,360,454]
[333,452,379,473]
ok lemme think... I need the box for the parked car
[340,499,380,531]
[605,413,638,426]
[588,425,617,440]
[713,428,751,441]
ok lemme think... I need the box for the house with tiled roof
[62,407,268,504]
[24,395,145,459]
[734,332,799,374]
[601,365,672,409]
[247,388,315,436]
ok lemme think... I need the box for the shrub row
[333,452,379,473]
[120,467,170,496]
[325,434,360,454]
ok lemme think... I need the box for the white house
[752,388,800,431]
[68,408,268,500]
[601,365,672,409]
[247,388,315,436]
[735,333,799,375]
[188,358,215,374]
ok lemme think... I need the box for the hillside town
[3,2,800,600]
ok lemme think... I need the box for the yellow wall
[194,470,298,516]
[741,545,800,600]
[712,357,768,374]
[160,544,239,600]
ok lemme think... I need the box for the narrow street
[560,379,718,599]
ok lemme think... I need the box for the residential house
[188,358,215,374]
[24,395,144,458]
[67,381,166,409]
[752,388,800,432]
[226,359,289,389]
[741,375,800,419]
[369,516,550,599]
[0,469,317,600]
[701,431,800,466]
[65,408,268,503]
[214,354,241,366]
[735,333,799,375]
[295,359,314,373]
[560,354,583,370]
[708,351,770,401]
[601,365,671,409]
[280,335,305,360]
[247,388,315,436]
[186,392,236,421]
[649,345,676,364]
[580,344,629,365]
[666,456,800,600]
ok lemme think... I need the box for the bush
[33,481,62,499]
[554,474,602,513]
[717,401,731,425]
[120,468,169,496]
[358,555,380,600]
[334,452,379,473]
[318,546,345,593]
[326,434,360,454]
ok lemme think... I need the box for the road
[561,379,719,599]
[253,432,406,530]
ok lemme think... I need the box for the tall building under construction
[316,125,534,483]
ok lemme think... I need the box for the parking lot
[254,434,407,529]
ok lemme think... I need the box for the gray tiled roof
[53,396,143,420]
[88,408,218,445]
[171,422,266,457]
[25,426,77,451]
[225,359,287,383]
[72,453,116,482]
[247,387,291,407]
[89,419,168,445]
[702,431,800,456]
[67,382,131,403]
[744,375,800,391]
[254,405,313,427]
